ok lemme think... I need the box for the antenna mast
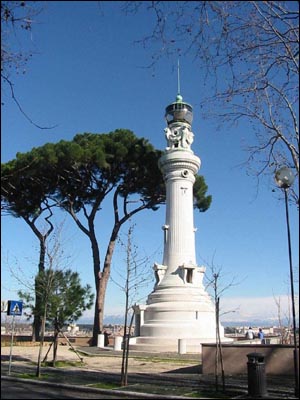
[177,59,181,95]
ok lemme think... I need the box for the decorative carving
[162,225,169,244]
[181,126,194,148]
[153,263,167,285]
[179,264,206,285]
[179,263,196,284]
[164,125,194,151]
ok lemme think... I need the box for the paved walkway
[1,344,297,399]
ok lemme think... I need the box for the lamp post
[275,166,298,396]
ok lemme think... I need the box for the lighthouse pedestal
[131,264,229,352]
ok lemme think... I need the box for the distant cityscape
[2,315,298,348]
[2,313,296,330]
[101,314,298,328]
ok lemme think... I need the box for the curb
[1,375,198,399]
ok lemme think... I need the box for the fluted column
[158,151,200,286]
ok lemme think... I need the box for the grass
[4,356,244,399]
[74,350,199,365]
[131,356,199,364]
[88,382,120,390]
[13,372,239,398]
[1,341,40,347]
[42,360,84,368]
[186,390,236,398]
[114,383,235,398]
[16,373,51,380]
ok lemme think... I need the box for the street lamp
[275,166,298,396]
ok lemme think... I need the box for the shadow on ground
[1,355,32,363]
[165,364,202,374]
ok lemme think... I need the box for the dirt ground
[2,344,296,399]
[1,344,198,374]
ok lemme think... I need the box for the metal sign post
[7,300,23,376]
[8,315,15,376]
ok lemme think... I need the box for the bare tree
[14,221,62,375]
[204,258,240,393]
[1,1,40,77]
[273,261,299,344]
[273,293,292,344]
[1,1,56,129]
[110,223,154,386]
[122,1,299,204]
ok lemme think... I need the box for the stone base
[129,336,233,353]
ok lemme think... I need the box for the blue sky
[1,1,299,325]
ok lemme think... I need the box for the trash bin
[247,352,267,397]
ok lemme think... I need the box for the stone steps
[129,336,204,353]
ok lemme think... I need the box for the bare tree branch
[1,74,58,130]
[122,1,299,204]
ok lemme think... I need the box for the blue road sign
[7,300,23,316]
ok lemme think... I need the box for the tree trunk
[123,311,135,386]
[91,273,107,346]
[52,326,59,367]
[36,314,46,377]
[216,297,225,392]
[33,238,46,341]
[91,224,120,346]
[121,291,129,386]
[25,214,53,342]
[70,190,149,346]
[90,224,102,346]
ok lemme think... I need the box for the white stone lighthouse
[131,92,228,352]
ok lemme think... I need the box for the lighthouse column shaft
[163,171,196,271]
[158,150,201,287]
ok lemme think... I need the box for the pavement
[1,343,298,399]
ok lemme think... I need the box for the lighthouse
[131,90,229,352]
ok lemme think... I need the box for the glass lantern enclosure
[165,99,193,126]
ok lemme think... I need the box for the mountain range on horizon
[77,314,286,328]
